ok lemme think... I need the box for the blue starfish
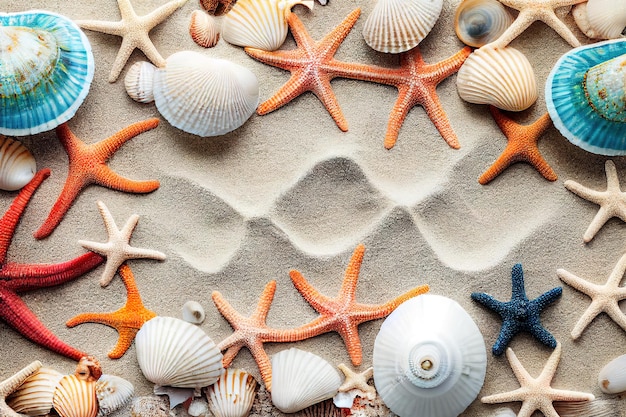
[471,263,562,356]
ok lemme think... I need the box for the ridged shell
[0,11,94,136]
[586,0,626,39]
[206,369,258,417]
[182,300,206,325]
[222,0,315,51]
[7,367,63,416]
[125,61,155,104]
[362,0,443,53]
[271,348,343,413]
[545,39,626,155]
[373,294,486,417]
[95,374,134,417]
[457,46,537,111]
[135,316,224,388]
[554,399,621,417]
[296,399,342,417]
[52,375,98,417]
[189,10,220,48]
[454,0,513,47]
[598,354,626,394]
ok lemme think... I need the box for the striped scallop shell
[95,375,134,417]
[52,375,98,417]
[222,0,315,51]
[0,137,37,191]
[457,46,537,111]
[271,348,343,414]
[189,10,220,48]
[362,0,444,53]
[454,0,513,47]
[585,0,626,39]
[135,316,224,389]
[7,367,63,416]
[206,369,258,417]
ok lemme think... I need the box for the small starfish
[479,107,557,185]
[77,0,189,82]
[79,201,166,287]
[564,160,626,243]
[34,119,161,240]
[471,263,562,356]
[489,0,585,48]
[66,263,157,359]
[557,253,626,339]
[0,361,42,417]
[482,343,594,417]
[337,364,375,397]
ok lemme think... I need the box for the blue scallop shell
[0,11,94,136]
[545,39,626,155]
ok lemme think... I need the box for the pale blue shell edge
[0,10,95,136]
[545,38,626,156]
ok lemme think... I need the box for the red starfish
[34,119,161,239]
[0,169,104,360]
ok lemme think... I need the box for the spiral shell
[95,375,134,417]
[206,369,258,417]
[189,10,220,48]
[52,375,98,417]
[454,0,513,47]
[7,367,63,416]
[573,0,626,40]
[182,300,206,325]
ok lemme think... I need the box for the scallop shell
[0,11,94,136]
[0,136,36,191]
[454,0,513,47]
[296,399,342,417]
[222,0,315,51]
[598,354,626,394]
[585,0,626,39]
[95,374,134,417]
[206,368,258,417]
[373,294,486,417]
[271,348,343,413]
[190,10,220,48]
[546,39,626,155]
[52,375,98,417]
[135,316,224,389]
[362,0,444,53]
[457,46,537,111]
[124,61,155,104]
[182,300,206,325]
[7,367,63,416]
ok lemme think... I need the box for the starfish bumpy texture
[337,363,375,397]
[0,361,42,417]
[471,263,562,355]
[482,343,594,417]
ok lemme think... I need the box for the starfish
[79,201,166,287]
[0,169,104,360]
[337,364,375,397]
[557,252,626,339]
[471,263,562,356]
[482,343,594,417]
[76,0,189,82]
[66,263,156,359]
[34,119,161,240]
[0,361,42,417]
[564,160,626,243]
[479,107,557,185]
[489,0,586,48]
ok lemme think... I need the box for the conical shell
[7,367,63,416]
[95,374,134,417]
[362,0,443,53]
[0,136,36,191]
[135,316,224,389]
[222,0,315,51]
[587,0,626,39]
[270,348,343,414]
[598,354,626,394]
[52,375,98,417]
[190,10,220,48]
[373,294,486,417]
[206,369,257,417]
[125,61,156,104]
[454,0,513,47]
[182,300,206,325]
[457,46,537,111]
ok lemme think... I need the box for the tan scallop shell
[7,367,63,416]
[52,375,98,417]
[95,374,134,417]
[189,10,220,48]
[0,136,36,191]
[573,0,626,39]
[205,368,258,417]
[456,46,537,111]
[362,0,444,53]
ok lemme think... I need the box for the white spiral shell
[206,368,258,417]
[52,374,98,417]
[7,367,63,416]
[182,300,206,324]
[454,0,513,47]
[0,136,36,191]
[95,374,134,417]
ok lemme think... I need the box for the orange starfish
[66,263,156,359]
[34,119,161,239]
[479,106,557,185]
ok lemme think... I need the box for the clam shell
[373,294,486,417]
[182,300,206,325]
[222,0,315,51]
[271,348,343,413]
[0,136,36,191]
[0,11,94,136]
[457,46,537,111]
[135,316,224,389]
[598,354,626,394]
[454,0,513,47]
[206,368,258,417]
[95,374,134,417]
[125,61,156,104]
[190,10,220,48]
[362,0,444,53]
[7,367,63,416]
[52,375,98,417]
[586,0,626,39]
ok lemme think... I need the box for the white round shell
[373,294,486,417]
[182,300,206,325]
[95,374,134,417]
[586,0,626,39]
[598,354,626,394]
[7,367,63,416]
[0,136,36,191]
[52,375,98,417]
[206,368,258,417]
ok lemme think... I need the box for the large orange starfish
[66,263,156,359]
[479,106,557,185]
[34,119,161,240]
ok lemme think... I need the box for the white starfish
[0,361,42,417]
[482,343,594,417]
[557,252,626,339]
[76,0,188,82]
[79,201,166,287]
[337,364,375,396]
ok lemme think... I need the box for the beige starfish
[1,361,42,417]
[79,201,166,287]
[482,343,594,417]
[489,0,585,48]
[337,364,375,397]
[557,252,626,339]
[564,160,626,243]
[76,0,188,82]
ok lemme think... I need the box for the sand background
[1,0,626,415]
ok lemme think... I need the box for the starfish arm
[220,344,243,367]
[547,388,594,402]
[79,240,111,255]
[537,10,581,47]
[533,286,563,307]
[253,280,277,323]
[143,0,189,27]
[96,118,160,157]
[492,320,519,356]
[107,36,140,83]
[337,323,364,366]
[120,213,139,238]
[584,207,615,242]
[255,72,309,114]
[92,165,160,193]
[528,322,558,349]
[340,245,365,299]
[417,86,460,149]
[107,327,139,359]
[371,284,430,313]
[556,268,599,296]
[314,8,360,59]
[133,33,167,69]
[212,290,247,328]
[606,253,626,286]
[481,386,527,404]
[488,9,536,48]
[604,160,622,191]
[479,148,518,185]
[289,270,335,314]
[248,341,274,391]
[538,342,561,382]
[96,200,121,236]
[76,20,126,36]
[383,86,416,150]
[311,77,349,131]
[471,292,507,315]
[510,263,528,300]
[424,46,473,83]
[126,246,167,261]
[570,301,603,339]
[527,152,559,181]
[563,180,605,204]
[505,347,534,386]
[604,302,626,333]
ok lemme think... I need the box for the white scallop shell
[135,316,224,389]
[362,0,444,53]
[0,136,36,191]
[52,375,98,417]
[124,61,155,104]
[189,10,220,48]
[373,294,487,417]
[270,348,343,414]
[95,374,134,417]
[454,0,513,47]
[222,0,315,51]
[182,300,206,325]
[586,0,626,39]
[7,367,63,416]
[206,368,258,417]
[598,354,626,394]
[456,46,537,111]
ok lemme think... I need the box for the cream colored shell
[598,354,626,394]
[0,136,36,191]
[52,375,98,417]
[206,368,258,417]
[124,61,155,104]
[454,0,513,47]
[95,374,134,417]
[189,10,220,48]
[7,367,63,416]
[181,300,205,324]
[573,0,626,40]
